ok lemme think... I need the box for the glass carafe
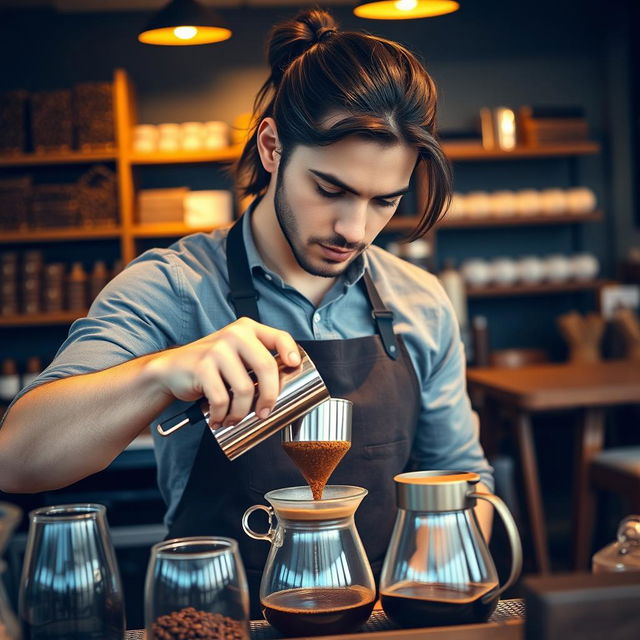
[592,515,640,573]
[380,471,522,628]
[19,504,125,639]
[242,485,375,637]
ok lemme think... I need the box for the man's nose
[334,202,368,245]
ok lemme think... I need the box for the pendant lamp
[138,0,232,46]
[354,0,459,20]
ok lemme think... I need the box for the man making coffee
[0,9,493,611]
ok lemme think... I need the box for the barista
[0,9,493,613]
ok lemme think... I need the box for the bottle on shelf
[67,262,88,311]
[22,356,42,389]
[89,260,110,303]
[0,252,18,316]
[439,260,470,355]
[0,358,20,405]
[43,262,65,313]
[471,315,491,367]
[21,250,44,315]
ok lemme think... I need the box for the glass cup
[19,504,125,639]
[145,537,250,640]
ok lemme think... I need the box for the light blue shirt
[12,209,493,525]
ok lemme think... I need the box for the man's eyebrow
[309,169,411,199]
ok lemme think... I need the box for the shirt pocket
[363,438,409,461]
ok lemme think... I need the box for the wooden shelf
[0,150,117,167]
[129,146,243,165]
[466,279,614,298]
[440,210,603,228]
[441,141,600,160]
[132,223,227,238]
[0,310,87,327]
[386,210,603,231]
[0,227,122,243]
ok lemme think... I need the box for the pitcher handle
[470,492,523,599]
[242,504,275,542]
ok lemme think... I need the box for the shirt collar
[239,200,367,290]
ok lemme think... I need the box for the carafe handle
[242,504,276,542]
[470,492,523,599]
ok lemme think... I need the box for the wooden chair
[576,446,640,568]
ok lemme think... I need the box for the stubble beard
[273,168,366,279]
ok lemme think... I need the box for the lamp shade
[354,0,459,20]
[138,0,232,45]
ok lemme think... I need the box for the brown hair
[235,8,452,240]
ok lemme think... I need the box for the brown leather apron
[168,218,421,616]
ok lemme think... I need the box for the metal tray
[127,598,525,640]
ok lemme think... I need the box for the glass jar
[145,537,250,640]
[242,485,376,637]
[592,515,640,573]
[19,504,125,639]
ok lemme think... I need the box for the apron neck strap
[226,216,399,359]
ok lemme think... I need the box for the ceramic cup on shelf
[461,259,492,288]
[514,189,541,217]
[464,192,491,218]
[565,187,597,215]
[133,124,158,153]
[448,193,467,219]
[542,254,572,282]
[181,122,205,151]
[569,254,599,281]
[157,123,181,152]
[516,256,545,284]
[538,189,567,216]
[204,121,231,150]
[489,258,518,286]
[488,191,517,218]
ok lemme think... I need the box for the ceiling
[0,0,356,10]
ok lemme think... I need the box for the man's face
[273,136,418,278]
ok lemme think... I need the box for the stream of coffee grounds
[282,441,351,500]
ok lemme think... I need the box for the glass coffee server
[243,485,376,637]
[380,471,522,628]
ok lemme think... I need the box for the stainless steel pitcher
[156,345,329,460]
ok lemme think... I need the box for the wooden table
[466,360,640,573]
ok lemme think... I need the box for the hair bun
[266,9,339,86]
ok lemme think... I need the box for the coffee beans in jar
[151,606,247,640]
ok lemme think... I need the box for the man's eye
[316,184,343,198]
[376,197,401,208]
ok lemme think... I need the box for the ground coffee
[282,441,350,500]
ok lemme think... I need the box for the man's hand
[145,317,301,428]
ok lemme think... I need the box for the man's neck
[250,194,337,307]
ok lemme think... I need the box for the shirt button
[264,273,272,281]
[313,313,321,324]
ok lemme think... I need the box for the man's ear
[256,117,282,174]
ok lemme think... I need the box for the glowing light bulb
[173,26,198,40]
[395,0,418,11]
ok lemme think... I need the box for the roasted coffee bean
[151,606,247,640]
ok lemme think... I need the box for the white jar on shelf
[490,257,518,286]
[516,256,545,284]
[133,124,158,153]
[514,189,541,217]
[488,190,517,217]
[157,123,181,152]
[447,193,467,218]
[465,191,491,218]
[543,254,572,282]
[538,188,567,216]
[461,258,492,288]
[204,121,231,150]
[565,187,597,215]
[181,122,205,151]
[570,253,599,281]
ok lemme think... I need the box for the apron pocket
[363,438,408,460]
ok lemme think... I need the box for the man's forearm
[475,482,494,542]
[0,353,172,493]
